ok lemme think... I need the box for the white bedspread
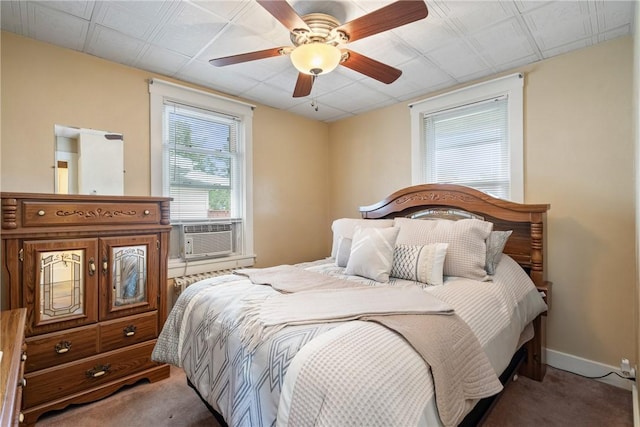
[152,255,546,427]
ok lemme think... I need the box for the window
[149,79,255,276]
[164,102,239,221]
[410,73,524,202]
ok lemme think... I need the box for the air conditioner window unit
[182,223,233,259]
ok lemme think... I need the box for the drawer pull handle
[21,351,27,361]
[144,209,150,215]
[37,210,45,216]
[19,413,24,423]
[123,325,137,337]
[18,378,26,388]
[88,258,96,276]
[55,340,72,354]
[102,256,109,274]
[87,364,111,378]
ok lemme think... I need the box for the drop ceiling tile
[191,0,252,21]
[523,1,593,51]
[239,82,303,110]
[315,81,392,113]
[367,56,455,100]
[435,0,517,33]
[196,22,291,63]
[1,2,27,34]
[289,0,364,24]
[86,25,145,65]
[34,0,95,20]
[134,45,190,76]
[177,59,260,95]
[153,2,228,57]
[27,2,89,51]
[286,99,353,122]
[347,34,420,67]
[470,17,537,67]
[593,1,635,32]
[539,37,591,59]
[425,39,491,80]
[392,13,461,55]
[92,1,174,40]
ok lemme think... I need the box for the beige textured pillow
[331,218,395,258]
[390,243,449,286]
[345,226,400,282]
[394,217,493,281]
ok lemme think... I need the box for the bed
[152,184,550,427]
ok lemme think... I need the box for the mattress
[153,254,546,427]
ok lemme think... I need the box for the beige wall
[0,32,331,268]
[328,36,635,368]
[3,30,636,370]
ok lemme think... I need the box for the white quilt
[152,255,546,427]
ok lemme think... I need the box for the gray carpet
[36,365,633,426]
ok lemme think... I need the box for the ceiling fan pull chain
[310,74,319,112]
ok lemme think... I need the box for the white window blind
[410,73,524,202]
[423,96,509,199]
[163,101,240,221]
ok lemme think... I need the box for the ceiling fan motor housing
[290,13,348,47]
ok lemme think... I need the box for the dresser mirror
[54,124,125,195]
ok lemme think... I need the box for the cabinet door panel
[23,239,99,336]
[99,235,159,321]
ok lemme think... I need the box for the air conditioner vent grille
[181,223,233,259]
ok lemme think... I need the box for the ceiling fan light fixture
[290,43,341,75]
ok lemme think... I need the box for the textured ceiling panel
[1,0,635,122]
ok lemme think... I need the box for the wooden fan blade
[257,0,310,32]
[293,73,314,97]
[335,0,428,43]
[340,50,402,84]
[209,47,288,66]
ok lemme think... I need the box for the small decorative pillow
[335,236,352,267]
[391,243,449,286]
[345,226,400,282]
[331,218,395,258]
[394,217,493,281]
[485,230,513,275]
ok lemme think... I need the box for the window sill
[168,254,255,279]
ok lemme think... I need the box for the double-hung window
[149,79,255,276]
[410,73,524,202]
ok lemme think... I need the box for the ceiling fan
[209,0,429,98]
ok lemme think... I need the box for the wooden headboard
[359,184,550,287]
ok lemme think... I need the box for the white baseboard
[545,348,635,391]
[633,383,639,427]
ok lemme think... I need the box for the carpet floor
[36,365,633,426]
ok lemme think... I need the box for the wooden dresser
[0,193,171,426]
[0,308,27,426]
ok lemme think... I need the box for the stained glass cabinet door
[99,235,159,320]
[23,238,99,335]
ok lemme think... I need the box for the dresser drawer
[22,201,161,227]
[100,311,158,353]
[23,340,159,408]
[25,325,98,372]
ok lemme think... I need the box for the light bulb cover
[290,43,341,75]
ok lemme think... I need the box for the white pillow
[345,226,400,282]
[394,217,493,281]
[335,236,352,267]
[331,218,395,258]
[390,243,449,286]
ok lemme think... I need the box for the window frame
[149,78,255,277]
[410,73,524,202]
